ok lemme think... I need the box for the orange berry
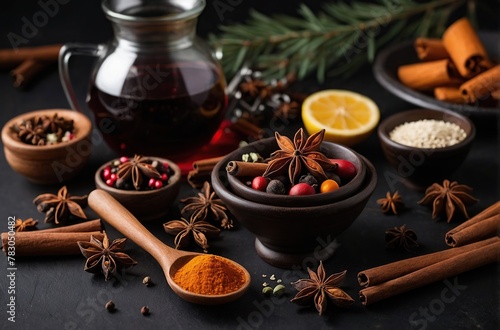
[320,179,339,193]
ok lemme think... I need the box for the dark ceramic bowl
[212,149,377,269]
[95,157,181,221]
[373,31,499,116]
[225,137,366,207]
[377,108,475,191]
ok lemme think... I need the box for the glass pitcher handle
[59,43,104,111]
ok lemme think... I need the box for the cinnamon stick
[397,59,463,91]
[0,44,61,69]
[442,18,491,78]
[459,65,500,103]
[358,236,499,287]
[414,38,449,61]
[434,87,466,103]
[10,59,53,88]
[230,117,265,140]
[491,90,500,100]
[226,161,268,177]
[445,201,500,247]
[193,156,225,172]
[41,219,103,233]
[359,238,500,305]
[187,156,225,188]
[1,231,104,256]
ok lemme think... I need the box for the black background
[0,1,499,329]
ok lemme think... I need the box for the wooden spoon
[88,189,251,305]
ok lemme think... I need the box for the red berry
[105,178,115,187]
[154,180,163,189]
[103,167,111,180]
[251,176,268,191]
[119,156,129,163]
[161,173,168,181]
[289,183,315,196]
[163,162,169,171]
[329,159,357,182]
[110,173,117,181]
[148,178,156,187]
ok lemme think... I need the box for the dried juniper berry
[266,179,286,195]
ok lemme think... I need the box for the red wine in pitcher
[87,62,227,159]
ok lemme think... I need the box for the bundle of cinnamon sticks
[358,201,500,305]
[0,44,61,88]
[398,18,499,104]
[1,219,103,256]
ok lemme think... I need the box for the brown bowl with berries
[211,129,377,268]
[94,155,181,221]
[225,130,366,207]
[1,109,92,184]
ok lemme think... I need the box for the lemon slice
[302,90,380,146]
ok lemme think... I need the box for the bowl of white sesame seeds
[377,108,475,191]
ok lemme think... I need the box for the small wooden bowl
[377,108,475,191]
[1,109,92,184]
[94,157,181,221]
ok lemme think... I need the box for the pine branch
[210,0,468,82]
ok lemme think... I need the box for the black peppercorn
[299,173,318,189]
[141,306,150,316]
[266,179,286,194]
[105,300,115,312]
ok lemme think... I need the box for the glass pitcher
[59,0,227,161]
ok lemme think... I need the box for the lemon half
[302,90,380,146]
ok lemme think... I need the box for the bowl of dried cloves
[94,155,181,221]
[1,109,93,184]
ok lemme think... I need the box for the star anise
[116,154,161,190]
[180,181,233,229]
[77,234,137,281]
[418,179,478,222]
[239,77,267,98]
[291,261,354,316]
[273,100,300,120]
[377,191,404,214]
[33,186,88,224]
[16,119,46,145]
[263,128,335,185]
[385,225,419,251]
[14,218,38,232]
[163,216,221,252]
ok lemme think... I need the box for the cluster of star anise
[10,113,74,146]
[163,181,231,253]
[236,71,302,125]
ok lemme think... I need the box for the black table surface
[1,1,499,329]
